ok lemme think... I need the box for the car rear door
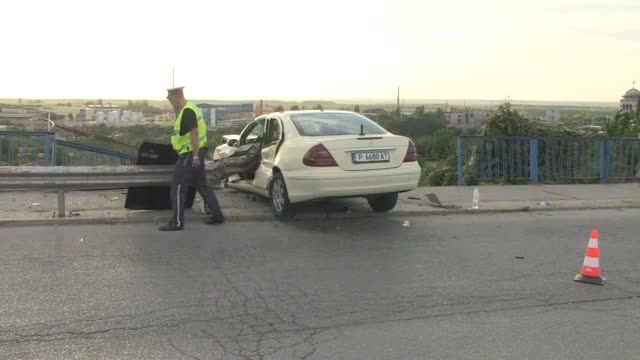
[253,117,283,190]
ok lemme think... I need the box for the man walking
[159,86,225,231]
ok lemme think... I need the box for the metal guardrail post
[457,137,463,186]
[57,189,65,218]
[44,133,51,166]
[600,140,607,184]
[529,138,539,184]
[51,139,57,166]
[605,139,613,183]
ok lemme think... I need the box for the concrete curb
[3,202,640,227]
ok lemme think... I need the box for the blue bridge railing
[457,136,640,185]
[0,131,51,166]
[0,131,136,166]
[52,140,136,166]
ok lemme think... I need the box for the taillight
[404,140,417,162]
[303,144,337,167]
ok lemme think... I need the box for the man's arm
[180,108,200,166]
[190,127,200,157]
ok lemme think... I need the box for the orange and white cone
[574,229,606,285]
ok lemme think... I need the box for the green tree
[290,105,300,111]
[354,105,360,113]
[482,102,546,136]
[427,128,459,160]
[606,99,640,137]
[274,105,285,112]
[415,105,425,116]
[313,104,323,110]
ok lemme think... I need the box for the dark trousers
[170,149,225,227]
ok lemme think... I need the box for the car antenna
[359,124,365,136]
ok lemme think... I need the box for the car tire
[367,193,399,212]
[269,173,296,219]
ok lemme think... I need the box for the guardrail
[457,136,640,185]
[0,161,247,218]
[0,165,174,217]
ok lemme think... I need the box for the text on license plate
[352,151,390,163]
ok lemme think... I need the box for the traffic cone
[574,229,606,285]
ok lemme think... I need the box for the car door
[253,117,283,190]
[239,117,266,147]
[233,117,266,179]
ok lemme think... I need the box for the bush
[421,157,458,186]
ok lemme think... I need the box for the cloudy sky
[1,0,638,102]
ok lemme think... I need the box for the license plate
[352,151,390,163]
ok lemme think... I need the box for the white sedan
[223,110,421,218]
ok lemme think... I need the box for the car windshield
[290,112,387,136]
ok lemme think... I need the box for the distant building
[545,109,561,124]
[107,111,120,123]
[620,84,640,113]
[196,103,255,128]
[77,108,88,121]
[447,108,488,129]
[120,110,144,124]
[0,106,33,119]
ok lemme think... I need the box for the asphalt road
[1,210,639,360]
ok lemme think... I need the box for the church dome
[623,88,640,98]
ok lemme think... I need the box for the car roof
[281,110,355,115]
[260,110,362,118]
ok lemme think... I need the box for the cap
[166,86,184,98]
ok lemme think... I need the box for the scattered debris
[425,193,443,207]
[402,220,411,227]
[537,201,550,208]
[515,256,525,259]
[31,203,40,206]
[343,207,350,213]
[424,193,461,209]
[408,196,421,200]
[80,238,84,242]
[110,197,120,201]
[68,211,80,217]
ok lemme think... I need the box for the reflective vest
[171,102,208,155]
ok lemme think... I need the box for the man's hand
[190,127,200,167]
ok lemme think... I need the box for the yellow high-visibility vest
[171,102,208,155]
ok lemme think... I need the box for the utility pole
[396,87,401,119]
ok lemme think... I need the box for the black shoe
[158,223,184,231]
[205,218,225,225]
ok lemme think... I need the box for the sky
[1,0,638,102]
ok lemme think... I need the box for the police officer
[159,86,225,231]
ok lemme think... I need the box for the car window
[240,119,266,145]
[290,112,387,136]
[265,118,282,145]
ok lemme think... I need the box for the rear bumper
[283,163,421,203]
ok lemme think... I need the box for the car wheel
[269,173,295,219]
[367,193,399,212]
